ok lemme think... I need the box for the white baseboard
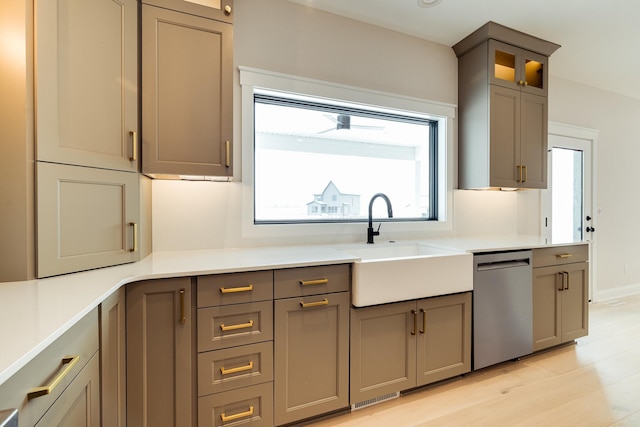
[593,283,640,303]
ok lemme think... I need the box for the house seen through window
[254,90,438,224]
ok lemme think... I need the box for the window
[254,90,438,224]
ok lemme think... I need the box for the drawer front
[198,382,273,427]
[274,264,350,299]
[197,271,273,308]
[198,301,273,352]
[533,244,588,268]
[198,342,273,396]
[0,309,99,427]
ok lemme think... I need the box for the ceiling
[289,0,640,100]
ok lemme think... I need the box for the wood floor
[308,293,640,427]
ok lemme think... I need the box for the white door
[542,123,598,297]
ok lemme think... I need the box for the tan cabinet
[0,309,99,427]
[532,245,589,351]
[100,288,126,427]
[350,292,471,404]
[36,162,140,278]
[453,21,560,190]
[34,0,138,172]
[127,278,195,427]
[141,3,233,179]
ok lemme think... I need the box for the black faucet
[367,193,393,244]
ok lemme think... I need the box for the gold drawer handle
[129,130,137,161]
[27,356,80,400]
[220,284,254,294]
[220,361,254,375]
[221,406,254,423]
[299,278,329,286]
[300,299,329,308]
[129,222,138,252]
[220,320,254,332]
[556,254,572,259]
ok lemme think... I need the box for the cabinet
[0,309,100,427]
[453,21,560,190]
[141,2,233,179]
[532,245,589,351]
[127,278,195,427]
[274,265,350,425]
[100,288,126,427]
[350,292,471,405]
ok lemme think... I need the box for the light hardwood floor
[308,294,640,427]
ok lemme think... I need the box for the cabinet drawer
[533,244,588,267]
[198,301,273,352]
[197,271,273,308]
[198,382,273,427]
[274,264,350,299]
[198,342,273,396]
[0,309,99,427]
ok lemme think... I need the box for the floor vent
[351,391,400,411]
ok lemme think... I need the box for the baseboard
[593,283,640,302]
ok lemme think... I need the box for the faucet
[367,193,393,244]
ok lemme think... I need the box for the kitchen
[1,0,640,426]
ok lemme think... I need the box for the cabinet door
[142,5,233,178]
[37,162,140,278]
[350,301,416,404]
[35,0,138,172]
[127,278,194,427]
[519,93,547,189]
[561,262,589,342]
[489,40,548,96]
[34,354,101,427]
[416,293,471,387]
[100,289,126,427]
[275,292,349,425]
[532,265,563,351]
[489,85,520,188]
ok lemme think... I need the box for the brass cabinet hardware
[220,284,254,294]
[420,308,426,334]
[300,299,329,308]
[517,165,523,182]
[225,140,230,167]
[129,131,137,161]
[27,356,80,400]
[220,320,254,332]
[556,253,572,258]
[563,271,570,290]
[223,4,232,15]
[221,406,253,423]
[220,361,254,375]
[129,222,138,252]
[299,278,329,286]
[522,165,527,183]
[179,289,186,324]
[411,309,417,335]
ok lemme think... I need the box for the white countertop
[0,236,587,387]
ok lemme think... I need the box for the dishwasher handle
[476,259,530,271]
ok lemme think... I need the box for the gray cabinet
[141,3,233,179]
[532,245,589,351]
[127,278,195,427]
[100,288,126,427]
[454,21,559,190]
[350,292,471,405]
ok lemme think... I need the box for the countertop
[0,235,588,387]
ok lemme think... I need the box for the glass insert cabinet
[489,40,548,96]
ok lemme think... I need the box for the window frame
[240,67,455,241]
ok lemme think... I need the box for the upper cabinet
[141,0,234,179]
[35,0,139,173]
[453,22,560,190]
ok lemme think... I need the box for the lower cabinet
[100,288,126,427]
[350,292,471,404]
[126,278,194,427]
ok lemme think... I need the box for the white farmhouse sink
[336,241,473,307]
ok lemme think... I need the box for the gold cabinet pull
[522,165,527,183]
[516,165,522,183]
[556,253,572,259]
[129,222,138,252]
[420,308,426,334]
[27,356,80,400]
[299,278,329,286]
[411,310,417,335]
[220,361,253,375]
[179,289,186,324]
[220,284,253,294]
[221,406,253,423]
[129,131,137,161]
[563,271,570,290]
[225,140,230,168]
[300,299,329,308]
[557,272,565,291]
[223,4,232,15]
[220,320,254,332]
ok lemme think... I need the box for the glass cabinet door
[489,40,548,96]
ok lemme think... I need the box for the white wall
[152,0,640,298]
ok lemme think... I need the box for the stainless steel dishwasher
[473,250,533,370]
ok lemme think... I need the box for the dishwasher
[473,250,532,370]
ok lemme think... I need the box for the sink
[337,241,473,307]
